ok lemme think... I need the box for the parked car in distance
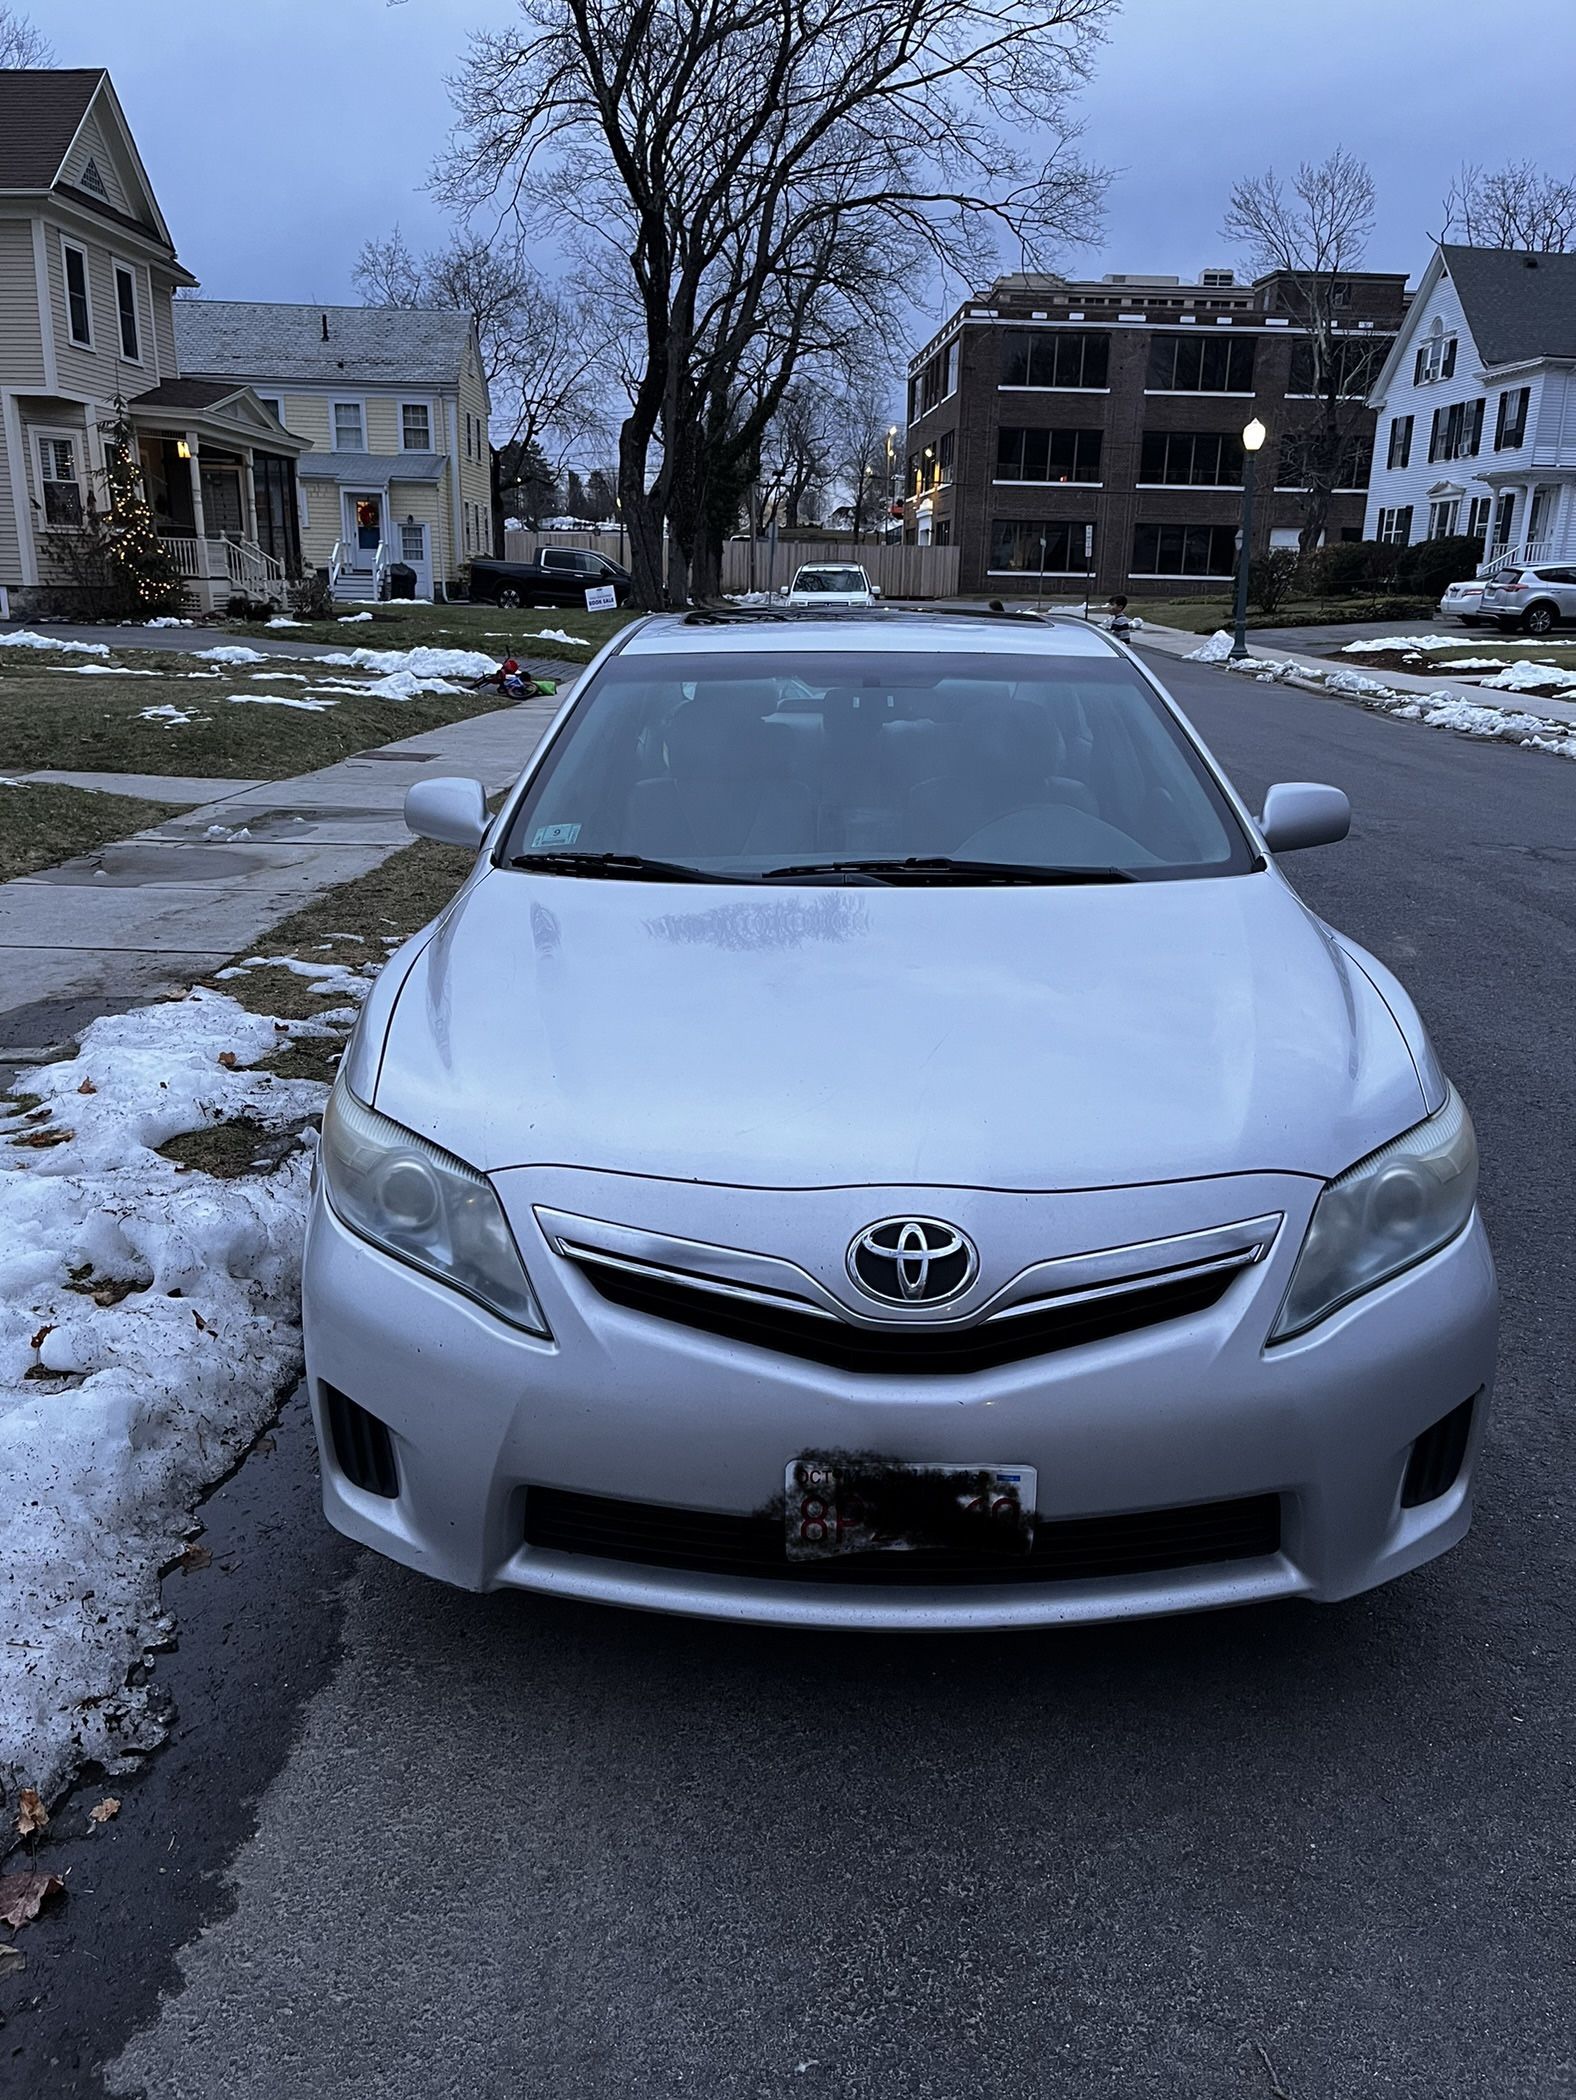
[1478,563,1576,635]
[1437,578,1487,625]
[302,607,1496,1631]
[469,547,631,608]
[785,563,879,608]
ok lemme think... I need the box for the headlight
[320,1082,549,1336]
[1270,1084,1478,1341]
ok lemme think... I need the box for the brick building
[901,266,1410,597]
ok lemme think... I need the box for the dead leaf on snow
[217,1051,239,1069]
[177,1543,211,1574]
[0,1940,24,1975]
[12,1127,73,1149]
[16,1788,48,1837]
[77,1077,97,1094]
[0,1872,66,1930]
[191,1309,208,1332]
[30,1323,54,1351]
[87,1797,121,1827]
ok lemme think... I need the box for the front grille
[523,1486,1281,1586]
[574,1260,1236,1375]
[323,1383,398,1499]
[1401,1394,1478,1508]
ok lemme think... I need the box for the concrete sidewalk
[0,688,566,1064]
[1131,620,1576,731]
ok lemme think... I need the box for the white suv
[785,564,879,608]
[1479,564,1576,636]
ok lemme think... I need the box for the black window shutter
[1469,398,1484,454]
[1443,338,1458,377]
[1414,346,1427,384]
[1428,409,1441,462]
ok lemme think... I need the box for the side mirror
[1259,782,1351,854]
[870,584,882,599]
[404,776,489,850]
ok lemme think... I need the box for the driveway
[6,653,1574,2100]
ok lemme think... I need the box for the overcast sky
[46,0,1576,310]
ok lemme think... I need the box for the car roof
[621,610,1123,659]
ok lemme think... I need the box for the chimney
[321,312,330,340]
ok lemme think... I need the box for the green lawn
[0,649,568,780]
[1335,638,1576,680]
[0,780,182,881]
[230,601,634,665]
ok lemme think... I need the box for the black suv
[468,547,632,608]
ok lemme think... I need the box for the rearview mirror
[404,776,489,850]
[1258,782,1351,854]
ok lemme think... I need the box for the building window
[1466,496,1492,541]
[996,426,1103,482]
[37,433,85,527]
[1276,433,1371,490]
[1413,330,1458,385]
[332,402,365,450]
[1288,336,1391,398]
[1130,522,1239,576]
[80,155,108,199]
[1494,387,1529,451]
[1137,430,1242,486]
[256,396,284,424]
[1386,414,1413,470]
[1145,334,1256,392]
[62,239,92,347]
[1428,498,1460,539]
[1375,505,1414,545]
[999,331,1110,389]
[987,519,1093,573]
[932,519,952,547]
[401,402,431,450]
[113,262,139,362]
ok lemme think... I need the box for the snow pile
[1341,633,1514,655]
[1186,630,1236,663]
[143,617,192,629]
[337,612,374,624]
[265,617,303,629]
[1223,651,1576,763]
[1480,659,1576,696]
[225,692,337,712]
[217,955,376,1003]
[193,645,268,666]
[52,664,162,678]
[138,704,208,728]
[528,629,590,647]
[319,643,498,680]
[1439,658,1510,672]
[0,632,110,657]
[203,824,252,841]
[0,992,340,1799]
[248,670,309,683]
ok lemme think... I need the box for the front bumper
[301,1169,1497,1631]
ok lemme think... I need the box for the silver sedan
[302,611,1496,1629]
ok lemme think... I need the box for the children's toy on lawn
[473,653,558,698]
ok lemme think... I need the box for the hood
[371,868,1428,1189]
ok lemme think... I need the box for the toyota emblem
[847,1216,979,1308]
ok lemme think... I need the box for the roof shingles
[0,69,104,189]
[175,301,473,387]
[1443,244,1576,366]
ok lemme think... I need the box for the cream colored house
[0,68,307,617]
[175,301,493,602]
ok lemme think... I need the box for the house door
[344,491,383,569]
[398,519,432,598]
[200,465,245,540]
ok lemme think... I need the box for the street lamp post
[1229,417,1268,661]
[886,425,898,541]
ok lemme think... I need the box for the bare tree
[441,0,1113,608]
[1442,160,1576,253]
[0,5,51,65]
[834,382,900,539]
[1224,146,1379,560]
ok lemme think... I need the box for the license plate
[784,1457,1037,1562]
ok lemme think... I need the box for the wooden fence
[720,539,961,599]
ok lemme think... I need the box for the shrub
[288,571,335,621]
[1248,547,1301,615]
[1396,535,1484,598]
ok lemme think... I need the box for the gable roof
[175,301,475,388]
[0,69,104,189]
[1441,244,1576,365]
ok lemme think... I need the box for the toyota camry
[301,609,1496,1629]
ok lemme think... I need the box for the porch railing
[1479,537,1555,578]
[329,538,347,592]
[159,534,286,602]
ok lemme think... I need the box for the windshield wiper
[509,850,747,884]
[760,856,1137,886]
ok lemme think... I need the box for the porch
[1476,468,1576,578]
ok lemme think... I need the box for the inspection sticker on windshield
[531,822,582,849]
[785,1458,1036,1561]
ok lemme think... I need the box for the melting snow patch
[1226,653,1576,762]
[0,631,111,656]
[319,644,497,680]
[265,617,304,628]
[52,664,162,677]
[216,955,375,1002]
[337,612,374,624]
[1186,630,1236,663]
[1439,658,1512,672]
[0,991,345,1799]
[138,704,207,727]
[203,824,252,841]
[248,670,309,682]
[527,629,590,647]
[143,616,192,629]
[225,693,337,712]
[1479,660,1576,695]
[193,645,268,665]
[1341,633,1517,655]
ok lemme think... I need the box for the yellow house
[0,68,308,617]
[175,300,494,603]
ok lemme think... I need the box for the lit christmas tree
[96,398,187,617]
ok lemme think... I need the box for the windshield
[502,648,1256,881]
[793,570,867,592]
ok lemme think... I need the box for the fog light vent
[1401,1394,1477,1509]
[324,1384,398,1499]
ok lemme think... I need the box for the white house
[1365,245,1576,573]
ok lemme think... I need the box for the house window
[1387,415,1413,470]
[1145,334,1256,392]
[1413,329,1458,385]
[401,403,431,450]
[1466,496,1492,541]
[987,519,1092,573]
[1137,430,1242,486]
[256,396,284,424]
[80,156,108,199]
[113,262,139,362]
[999,331,1110,389]
[332,402,364,450]
[1131,522,1239,576]
[1494,387,1529,451]
[1429,398,1485,463]
[1375,505,1414,545]
[996,426,1102,482]
[62,240,92,347]
[37,433,84,527]
[1428,499,1460,539]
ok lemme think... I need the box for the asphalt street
[6,654,1574,2100]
